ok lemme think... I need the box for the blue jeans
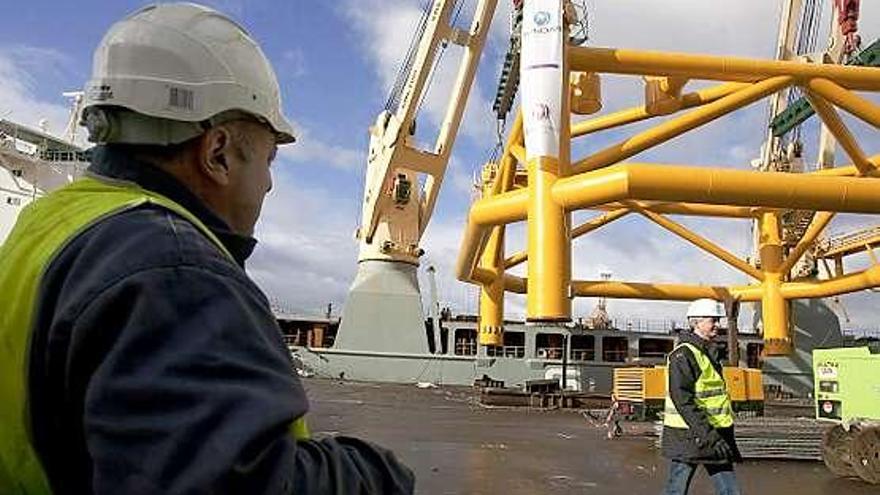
[661,460,741,495]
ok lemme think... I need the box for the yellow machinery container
[613,366,764,420]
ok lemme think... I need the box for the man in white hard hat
[0,4,413,494]
[660,299,742,495]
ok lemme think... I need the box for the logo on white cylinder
[531,103,551,122]
[534,11,551,26]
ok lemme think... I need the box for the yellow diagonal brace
[778,211,835,276]
[809,158,880,177]
[630,203,764,281]
[572,82,748,137]
[806,91,876,175]
[572,77,792,174]
[510,144,527,165]
[781,265,880,299]
[504,251,528,270]
[806,78,880,129]
[503,208,630,269]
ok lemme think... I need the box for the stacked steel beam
[734,418,825,460]
[654,417,826,461]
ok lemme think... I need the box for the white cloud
[278,122,364,171]
[0,46,76,137]
[248,173,360,313]
[280,48,308,79]
[589,0,779,57]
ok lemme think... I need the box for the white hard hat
[686,298,726,319]
[81,2,295,145]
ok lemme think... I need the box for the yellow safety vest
[663,342,734,429]
[0,175,307,494]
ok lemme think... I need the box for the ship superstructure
[0,117,88,241]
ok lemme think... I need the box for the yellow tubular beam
[809,154,880,177]
[568,46,880,90]
[572,77,793,174]
[598,201,756,218]
[503,251,529,270]
[504,208,630,269]
[806,78,880,129]
[807,164,880,177]
[631,205,765,281]
[806,92,876,175]
[572,208,630,237]
[562,267,880,302]
[476,131,521,345]
[510,144,527,165]
[456,112,522,286]
[505,110,525,160]
[472,266,495,285]
[503,274,527,294]
[571,82,748,137]
[478,225,505,345]
[778,211,835,275]
[572,107,649,138]
[456,222,491,284]
[781,265,880,299]
[552,163,880,215]
[570,280,763,302]
[527,156,571,321]
[470,188,528,225]
[759,212,791,356]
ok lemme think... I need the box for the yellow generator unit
[613,366,764,420]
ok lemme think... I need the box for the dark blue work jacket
[27,146,414,494]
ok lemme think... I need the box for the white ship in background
[0,93,89,242]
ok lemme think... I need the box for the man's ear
[200,126,233,186]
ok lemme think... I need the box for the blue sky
[1,0,878,331]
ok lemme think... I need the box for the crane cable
[385,0,433,113]
[413,0,467,121]
[385,0,467,117]
[786,0,825,147]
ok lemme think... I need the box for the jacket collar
[678,329,722,373]
[87,146,257,267]
[678,329,718,360]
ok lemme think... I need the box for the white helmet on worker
[80,2,296,146]
[686,298,726,319]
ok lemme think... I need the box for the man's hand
[697,429,732,460]
[712,436,734,460]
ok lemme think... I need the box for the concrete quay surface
[304,379,874,494]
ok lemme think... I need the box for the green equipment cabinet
[813,347,880,484]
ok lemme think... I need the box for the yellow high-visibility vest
[663,342,734,429]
